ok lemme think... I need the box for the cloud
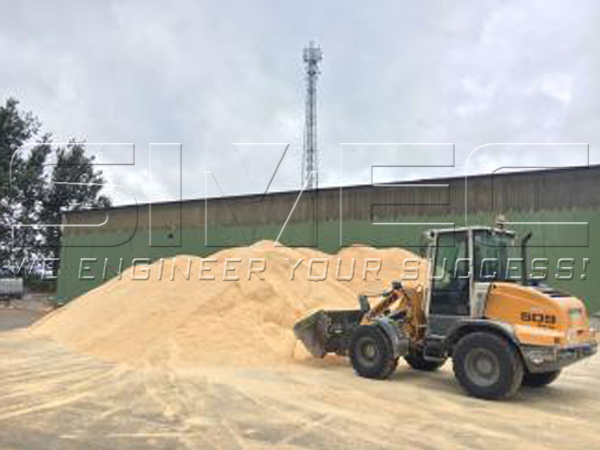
[1,0,598,205]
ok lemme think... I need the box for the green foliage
[0,98,41,265]
[40,143,111,270]
[0,98,112,281]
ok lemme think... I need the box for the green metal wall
[57,207,600,312]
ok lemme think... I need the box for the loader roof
[425,226,516,237]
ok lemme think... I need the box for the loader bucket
[294,309,365,358]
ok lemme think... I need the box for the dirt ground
[1,288,598,450]
[0,295,49,332]
[0,327,598,450]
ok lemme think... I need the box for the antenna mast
[302,41,322,189]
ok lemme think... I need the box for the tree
[0,98,43,267]
[0,98,111,280]
[40,143,111,270]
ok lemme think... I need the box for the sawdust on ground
[31,241,422,367]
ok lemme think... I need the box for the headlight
[523,347,556,365]
[569,308,582,321]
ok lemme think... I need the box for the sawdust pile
[31,242,422,368]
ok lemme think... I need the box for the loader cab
[424,226,517,336]
[426,229,472,319]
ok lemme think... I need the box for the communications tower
[302,41,322,189]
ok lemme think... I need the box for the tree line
[0,98,111,283]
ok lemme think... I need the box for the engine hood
[484,282,593,346]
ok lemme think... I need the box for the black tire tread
[522,370,561,388]
[349,325,398,380]
[453,332,523,400]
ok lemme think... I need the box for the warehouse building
[57,165,600,310]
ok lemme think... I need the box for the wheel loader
[294,226,598,400]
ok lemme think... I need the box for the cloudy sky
[1,0,598,205]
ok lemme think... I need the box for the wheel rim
[464,348,500,387]
[356,336,380,368]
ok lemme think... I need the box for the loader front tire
[349,325,398,379]
[453,332,523,400]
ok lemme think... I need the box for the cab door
[427,231,471,336]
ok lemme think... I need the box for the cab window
[430,232,470,316]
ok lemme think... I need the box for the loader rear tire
[349,325,398,379]
[453,332,523,400]
[405,349,446,371]
[522,370,561,387]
